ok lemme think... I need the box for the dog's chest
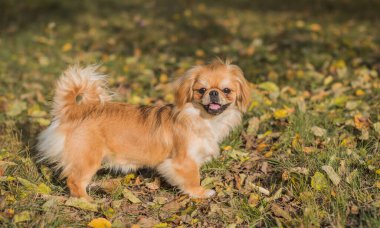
[185,107,242,165]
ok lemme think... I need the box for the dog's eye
[198,88,206,94]
[223,88,231,94]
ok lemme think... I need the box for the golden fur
[37,60,250,200]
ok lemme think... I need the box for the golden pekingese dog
[37,59,250,200]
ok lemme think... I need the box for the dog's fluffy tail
[37,65,111,168]
[51,65,112,120]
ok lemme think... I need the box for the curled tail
[37,65,111,167]
[52,65,112,121]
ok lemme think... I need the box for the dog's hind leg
[63,135,104,201]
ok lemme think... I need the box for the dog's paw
[204,189,216,197]
[186,187,216,198]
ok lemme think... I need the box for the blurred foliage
[0,0,380,227]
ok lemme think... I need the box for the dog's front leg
[157,157,215,198]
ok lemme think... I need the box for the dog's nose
[209,90,218,97]
[209,90,219,103]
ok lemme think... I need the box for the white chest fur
[183,104,242,165]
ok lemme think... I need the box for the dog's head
[175,59,250,115]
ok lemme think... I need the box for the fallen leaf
[249,183,270,196]
[273,109,288,119]
[6,100,26,116]
[354,114,370,130]
[311,126,327,137]
[138,217,159,227]
[201,177,215,188]
[373,122,380,134]
[311,172,328,191]
[37,183,52,194]
[146,178,160,190]
[322,165,341,186]
[62,42,72,52]
[303,146,317,154]
[271,203,291,220]
[248,193,260,207]
[88,218,112,228]
[162,200,181,212]
[65,197,98,212]
[123,189,142,203]
[13,211,31,223]
[247,117,260,135]
[258,81,279,93]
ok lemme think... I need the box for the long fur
[37,61,249,200]
[37,65,111,168]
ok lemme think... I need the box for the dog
[37,59,250,200]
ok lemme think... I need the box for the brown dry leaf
[162,200,181,212]
[92,178,122,193]
[138,217,159,228]
[261,161,268,174]
[145,178,160,190]
[354,114,370,130]
[303,146,316,154]
[271,203,292,220]
[289,167,309,175]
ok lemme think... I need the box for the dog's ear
[175,66,201,108]
[230,65,250,112]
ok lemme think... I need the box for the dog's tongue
[209,103,221,110]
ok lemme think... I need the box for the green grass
[1,0,380,226]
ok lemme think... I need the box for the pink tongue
[209,103,221,110]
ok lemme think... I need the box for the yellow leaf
[256,143,268,152]
[223,145,232,151]
[258,81,279,93]
[311,172,328,191]
[124,173,136,184]
[159,73,169,83]
[154,222,168,228]
[164,93,174,103]
[37,183,51,194]
[13,211,31,223]
[88,218,112,228]
[273,109,288,119]
[27,104,47,117]
[375,182,380,189]
[248,193,260,207]
[264,151,273,158]
[61,43,72,52]
[355,89,365,96]
[292,134,302,149]
[375,169,380,175]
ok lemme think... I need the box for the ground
[1,0,380,227]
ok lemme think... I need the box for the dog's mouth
[203,103,230,115]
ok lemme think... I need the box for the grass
[1,0,380,227]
